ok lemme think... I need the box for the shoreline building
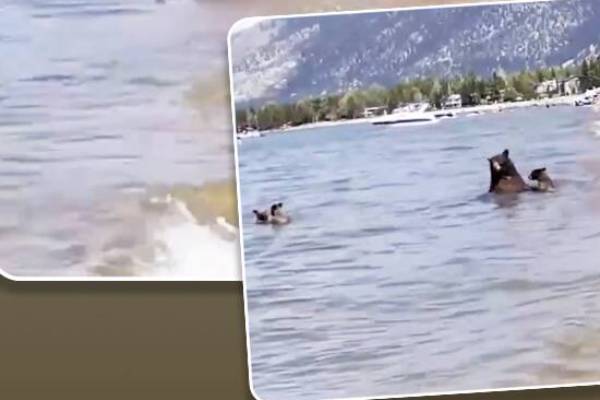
[443,94,462,109]
[536,77,581,98]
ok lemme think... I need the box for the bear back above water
[488,149,529,194]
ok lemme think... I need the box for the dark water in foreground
[239,106,600,399]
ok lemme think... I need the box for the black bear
[488,149,529,193]
[528,167,555,192]
[252,208,270,224]
[252,202,290,225]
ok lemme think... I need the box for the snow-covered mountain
[230,0,600,105]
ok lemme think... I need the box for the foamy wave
[151,198,241,280]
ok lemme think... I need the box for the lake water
[0,0,452,280]
[0,0,239,279]
[239,106,600,399]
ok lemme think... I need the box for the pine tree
[581,60,591,91]
[536,69,545,83]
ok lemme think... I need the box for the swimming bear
[252,208,271,224]
[252,202,291,225]
[488,149,529,193]
[528,167,555,192]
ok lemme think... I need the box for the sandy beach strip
[239,94,594,137]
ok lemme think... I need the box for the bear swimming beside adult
[488,149,529,193]
[528,167,555,192]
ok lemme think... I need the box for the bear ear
[542,167,546,172]
[502,149,510,157]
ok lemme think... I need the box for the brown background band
[2,278,600,399]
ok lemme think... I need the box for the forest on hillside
[235,57,600,132]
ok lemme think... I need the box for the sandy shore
[241,94,592,137]
[453,94,586,114]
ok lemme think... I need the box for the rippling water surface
[239,106,600,399]
[0,0,240,278]
[0,0,476,279]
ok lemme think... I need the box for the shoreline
[239,94,593,137]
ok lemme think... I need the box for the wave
[149,194,239,279]
[131,181,240,279]
[56,180,242,280]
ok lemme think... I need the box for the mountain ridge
[230,0,600,106]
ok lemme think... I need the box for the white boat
[236,130,263,140]
[575,90,600,107]
[575,97,593,107]
[433,110,457,119]
[372,102,438,126]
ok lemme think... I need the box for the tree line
[236,56,600,132]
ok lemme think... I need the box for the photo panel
[229,0,600,398]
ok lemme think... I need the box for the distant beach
[239,93,596,137]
